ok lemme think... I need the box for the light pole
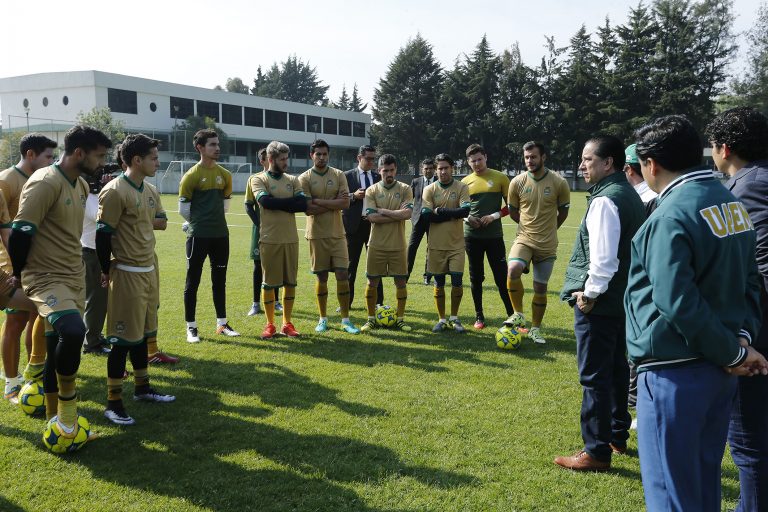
[311,123,318,142]
[173,105,179,157]
[24,107,30,132]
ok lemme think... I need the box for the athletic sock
[316,281,328,318]
[396,285,408,318]
[107,377,123,402]
[56,373,77,428]
[216,318,228,327]
[433,286,446,320]
[28,315,46,366]
[146,336,159,355]
[364,284,377,317]
[337,279,351,318]
[507,277,524,314]
[134,368,149,395]
[186,321,197,329]
[45,392,57,420]
[282,286,296,324]
[450,286,463,317]
[262,288,276,325]
[532,291,547,328]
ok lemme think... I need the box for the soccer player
[360,154,414,332]
[96,134,175,425]
[504,142,570,344]
[298,140,360,334]
[0,133,56,402]
[421,154,470,333]
[555,135,644,472]
[252,141,308,339]
[462,144,514,329]
[245,148,267,316]
[625,115,768,509]
[179,129,239,343]
[706,107,768,511]
[407,159,436,285]
[9,125,111,441]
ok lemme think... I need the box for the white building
[0,70,371,176]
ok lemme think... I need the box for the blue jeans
[728,373,768,512]
[637,363,736,512]
[573,307,631,462]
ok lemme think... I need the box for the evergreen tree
[532,36,567,168]
[498,43,540,169]
[732,1,768,114]
[350,83,367,112]
[334,85,350,110]
[250,56,329,105]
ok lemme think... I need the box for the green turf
[0,192,742,511]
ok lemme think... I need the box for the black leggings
[44,313,87,393]
[465,237,513,316]
[184,236,229,321]
[107,342,148,379]
[253,260,263,302]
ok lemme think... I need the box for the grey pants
[82,248,107,349]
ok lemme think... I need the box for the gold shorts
[508,240,557,266]
[260,242,299,288]
[23,274,85,331]
[309,237,349,273]
[106,266,159,346]
[427,248,465,276]
[366,248,407,278]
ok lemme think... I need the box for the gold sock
[532,292,547,328]
[450,286,464,317]
[29,315,46,365]
[507,277,524,314]
[282,286,295,324]
[262,288,276,325]
[316,281,328,318]
[146,336,159,355]
[134,368,149,389]
[434,286,446,319]
[56,373,77,427]
[337,280,351,318]
[365,284,377,317]
[45,392,57,420]
[107,377,123,402]
[396,285,407,318]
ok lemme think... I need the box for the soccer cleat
[360,320,377,332]
[503,312,527,329]
[315,318,329,333]
[83,344,111,355]
[186,327,201,343]
[630,418,638,431]
[261,323,277,339]
[4,385,21,405]
[133,388,176,403]
[341,319,360,334]
[528,327,546,344]
[473,314,486,330]
[23,363,44,383]
[216,323,240,337]
[148,351,179,364]
[281,322,300,337]
[450,320,466,333]
[395,320,412,332]
[275,301,284,312]
[432,320,448,333]
[247,302,262,316]
[423,276,432,285]
[104,407,136,426]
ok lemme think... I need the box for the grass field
[0,192,742,511]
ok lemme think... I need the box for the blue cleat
[315,318,329,333]
[341,319,360,334]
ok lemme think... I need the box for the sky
[2,0,763,112]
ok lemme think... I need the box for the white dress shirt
[358,167,374,215]
[633,181,658,203]
[81,193,99,249]
[584,196,621,299]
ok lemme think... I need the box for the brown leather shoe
[610,443,626,455]
[554,450,610,471]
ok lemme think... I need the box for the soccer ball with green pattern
[42,415,91,454]
[375,305,397,327]
[496,326,522,350]
[18,379,45,416]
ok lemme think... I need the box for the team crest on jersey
[327,179,334,186]
[148,197,155,208]
[45,295,57,308]
[700,202,755,238]
[65,198,72,205]
[216,176,223,185]
[80,195,86,207]
[544,187,552,196]
[394,192,401,199]
[449,191,457,199]
[116,321,125,334]
[286,183,293,192]
[487,180,494,188]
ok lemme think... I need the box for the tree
[0,131,25,170]
[172,116,228,159]
[334,85,350,110]
[251,55,330,105]
[223,77,250,94]
[371,34,444,171]
[350,83,367,112]
[498,43,540,169]
[732,1,768,115]
[75,107,126,148]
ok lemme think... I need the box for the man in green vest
[555,135,645,471]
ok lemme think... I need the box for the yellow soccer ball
[18,380,45,416]
[42,415,91,454]
[496,325,522,350]
[375,305,397,327]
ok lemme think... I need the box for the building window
[289,113,305,131]
[23,98,29,108]
[307,115,321,135]
[197,100,219,122]
[353,122,366,138]
[244,107,263,127]
[323,117,337,135]
[62,96,69,106]
[149,102,157,112]
[42,97,49,107]
[222,104,243,125]
[339,120,352,136]
[108,88,137,114]
[265,109,287,130]
[170,97,194,120]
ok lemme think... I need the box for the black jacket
[342,167,380,235]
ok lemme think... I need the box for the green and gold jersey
[422,179,471,250]
[462,168,510,239]
[13,164,88,285]
[251,171,304,244]
[365,180,413,250]
[298,166,348,240]
[0,192,11,272]
[0,165,30,220]
[508,169,570,253]
[97,174,166,267]
[178,162,232,238]
[245,173,261,245]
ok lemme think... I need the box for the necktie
[363,171,371,189]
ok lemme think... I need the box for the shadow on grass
[0,494,25,512]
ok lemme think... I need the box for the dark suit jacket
[343,167,381,235]
[410,176,435,224]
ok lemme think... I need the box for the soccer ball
[496,325,522,350]
[42,415,91,454]
[375,305,397,327]
[18,380,45,416]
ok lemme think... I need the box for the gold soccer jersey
[508,169,570,253]
[421,179,471,250]
[365,180,414,250]
[298,166,348,240]
[251,171,304,244]
[0,166,30,272]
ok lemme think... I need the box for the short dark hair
[523,141,547,156]
[114,144,123,167]
[634,115,702,173]
[705,107,768,162]
[193,129,218,149]
[586,135,625,171]
[311,139,330,154]
[421,158,435,168]
[378,154,397,168]
[435,153,454,167]
[257,148,267,161]
[465,144,486,158]
[120,134,160,166]
[63,125,112,155]
[627,162,641,174]
[358,144,375,156]
[19,133,57,157]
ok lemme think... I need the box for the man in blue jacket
[706,106,768,512]
[625,115,768,512]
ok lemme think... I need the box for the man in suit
[343,145,383,308]
[407,158,436,285]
